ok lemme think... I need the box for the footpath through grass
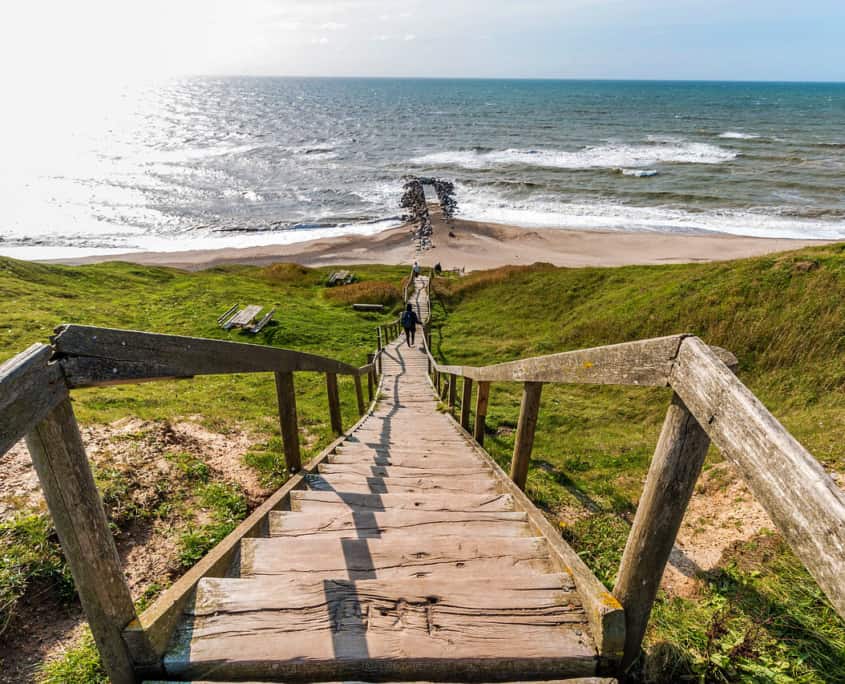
[0,258,405,682]
[430,245,845,683]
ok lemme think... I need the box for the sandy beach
[54,211,833,272]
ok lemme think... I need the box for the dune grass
[429,245,845,682]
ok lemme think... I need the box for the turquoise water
[1,78,844,258]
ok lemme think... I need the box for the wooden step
[163,574,597,681]
[328,452,469,467]
[317,463,489,478]
[307,473,502,495]
[240,536,551,580]
[291,490,514,512]
[267,510,530,539]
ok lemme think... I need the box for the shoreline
[47,213,835,272]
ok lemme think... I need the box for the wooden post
[474,381,490,445]
[25,398,138,684]
[613,392,710,668]
[460,377,473,431]
[325,372,343,435]
[440,375,449,402]
[510,382,543,490]
[366,355,375,402]
[448,373,457,411]
[274,371,301,473]
[377,328,382,352]
[435,370,441,393]
[354,374,366,416]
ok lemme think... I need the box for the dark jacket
[401,309,418,329]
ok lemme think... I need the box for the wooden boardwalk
[159,277,606,681]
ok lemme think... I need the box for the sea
[1,78,844,260]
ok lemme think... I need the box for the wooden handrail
[52,324,373,388]
[1,321,387,683]
[420,298,845,666]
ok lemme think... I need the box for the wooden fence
[421,323,845,667]
[0,324,383,683]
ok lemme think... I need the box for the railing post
[435,370,441,393]
[25,398,138,684]
[354,374,366,416]
[474,381,490,445]
[325,372,343,435]
[366,354,375,402]
[510,382,543,490]
[274,371,301,473]
[460,377,473,431]
[448,374,457,411]
[613,392,710,668]
[440,374,449,402]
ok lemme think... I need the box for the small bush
[324,281,402,308]
[263,262,316,284]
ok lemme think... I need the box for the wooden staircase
[158,334,604,681]
[7,272,844,684]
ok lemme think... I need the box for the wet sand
[53,212,833,272]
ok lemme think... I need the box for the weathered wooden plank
[510,382,543,490]
[432,336,737,387]
[460,377,473,431]
[0,343,68,455]
[670,336,845,619]
[352,303,385,312]
[326,372,343,435]
[25,398,138,684]
[53,325,363,387]
[163,575,597,681]
[274,371,301,473]
[240,536,551,580]
[317,463,490,478]
[290,490,514,513]
[328,452,475,468]
[306,473,502,496]
[268,509,529,539]
[474,381,490,445]
[613,392,710,667]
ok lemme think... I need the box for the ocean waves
[410,141,738,171]
[455,185,845,240]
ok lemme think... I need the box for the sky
[1,0,844,84]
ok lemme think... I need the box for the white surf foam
[410,141,737,170]
[619,169,659,177]
[455,185,845,240]
[718,131,760,139]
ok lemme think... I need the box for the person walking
[412,260,421,277]
[401,303,418,347]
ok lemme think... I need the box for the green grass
[430,247,845,682]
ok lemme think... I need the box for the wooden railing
[0,324,384,684]
[420,324,845,667]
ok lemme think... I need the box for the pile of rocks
[400,176,458,251]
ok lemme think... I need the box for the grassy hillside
[430,244,845,682]
[0,258,405,682]
[2,248,845,682]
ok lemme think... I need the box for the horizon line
[175,74,845,85]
